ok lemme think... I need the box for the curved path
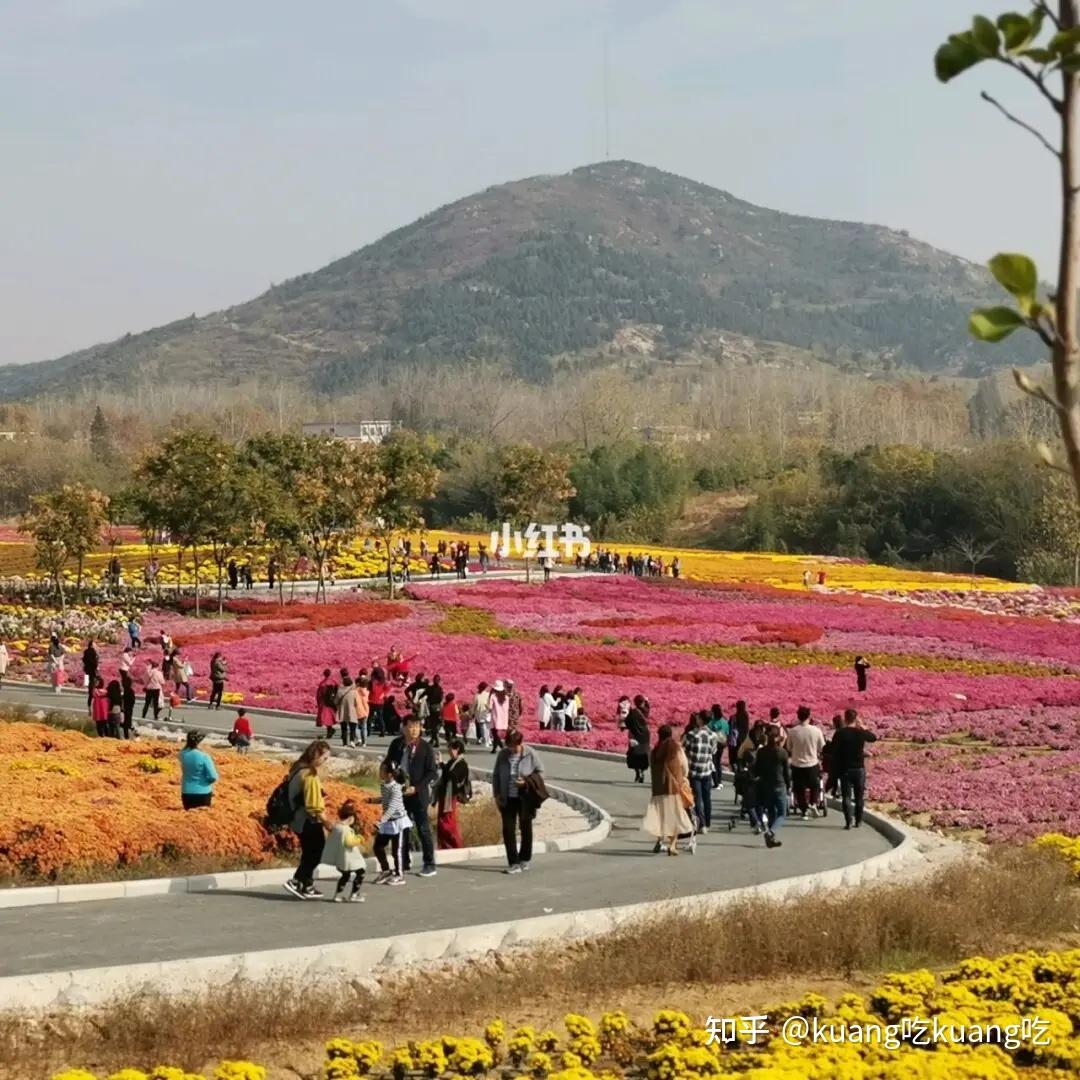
[0,684,891,982]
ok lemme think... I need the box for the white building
[302,420,398,446]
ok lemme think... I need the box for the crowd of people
[622,694,878,853]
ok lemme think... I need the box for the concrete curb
[0,728,612,911]
[0,806,934,1011]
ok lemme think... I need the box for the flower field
[0,724,377,884]
[47,945,1080,1078]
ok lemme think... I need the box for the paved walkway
[0,684,890,979]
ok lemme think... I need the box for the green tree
[89,406,112,464]
[937,3,1080,500]
[370,432,441,598]
[493,444,575,582]
[132,431,247,615]
[21,484,109,609]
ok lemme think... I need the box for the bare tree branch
[1034,1,1062,29]
[1016,374,1067,414]
[981,91,1061,155]
[1001,58,1065,113]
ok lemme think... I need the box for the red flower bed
[742,623,824,647]
[170,598,406,646]
[536,650,731,684]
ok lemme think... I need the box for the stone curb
[0,804,932,1011]
[0,727,612,911]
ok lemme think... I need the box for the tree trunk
[1056,2,1080,504]
[217,558,224,615]
[76,555,84,601]
[56,571,67,614]
[524,554,532,584]
[315,550,326,604]
[194,550,201,616]
[176,549,183,600]
[386,540,396,600]
[1074,548,1079,587]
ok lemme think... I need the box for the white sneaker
[332,893,345,903]
[504,865,523,875]
[373,871,392,885]
[808,807,819,819]
[349,892,366,903]
[387,875,406,886]
[700,825,709,835]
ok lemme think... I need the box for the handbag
[227,730,239,746]
[667,766,694,810]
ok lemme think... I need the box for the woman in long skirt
[642,724,694,855]
[434,738,470,849]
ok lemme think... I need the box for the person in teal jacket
[179,730,219,810]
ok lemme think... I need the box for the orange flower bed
[535,650,732,684]
[0,724,379,884]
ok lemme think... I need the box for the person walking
[507,679,523,734]
[832,708,878,830]
[179,730,219,810]
[336,676,360,748]
[752,726,791,849]
[821,714,844,800]
[120,667,136,738]
[472,682,492,748]
[0,640,8,690]
[230,708,253,753]
[854,655,871,693]
[355,675,370,746]
[91,676,110,736]
[82,640,99,708]
[434,738,471,850]
[682,713,717,833]
[729,700,751,770]
[642,724,694,856]
[283,739,331,899]
[387,716,438,877]
[441,692,460,743]
[489,680,511,753]
[315,669,338,738]
[142,660,165,719]
[707,704,729,789]
[424,674,445,746]
[127,616,141,650]
[537,684,555,731]
[621,695,651,783]
[373,760,412,886]
[493,730,544,873]
[786,705,825,818]
[209,652,227,709]
[325,801,367,903]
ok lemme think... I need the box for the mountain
[0,160,1040,400]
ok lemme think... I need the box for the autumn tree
[937,3,1080,500]
[131,431,250,614]
[370,432,441,598]
[21,484,109,609]
[492,444,575,582]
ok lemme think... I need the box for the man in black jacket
[387,716,439,876]
[831,708,878,830]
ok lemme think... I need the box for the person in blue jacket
[179,730,219,810]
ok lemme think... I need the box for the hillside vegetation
[0,161,1040,400]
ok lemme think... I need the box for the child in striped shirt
[373,760,412,886]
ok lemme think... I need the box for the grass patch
[5,846,1077,1078]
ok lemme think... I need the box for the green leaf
[935,33,984,81]
[1020,47,1057,63]
[998,12,1033,51]
[1049,26,1080,53]
[988,252,1038,299]
[969,306,1026,342]
[972,15,1000,55]
[1061,53,1080,71]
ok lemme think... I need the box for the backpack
[321,683,339,710]
[266,773,296,828]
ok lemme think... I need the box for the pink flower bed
[61,577,1080,840]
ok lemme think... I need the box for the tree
[936,4,1080,501]
[951,533,998,587]
[370,432,440,598]
[89,406,112,464]
[132,431,247,615]
[21,484,109,609]
[492,444,575,582]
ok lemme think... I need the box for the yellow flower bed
[1034,833,1080,878]
[0,529,1031,593]
[52,947,1080,1079]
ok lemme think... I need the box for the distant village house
[302,420,398,446]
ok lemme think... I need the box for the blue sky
[0,0,1060,365]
